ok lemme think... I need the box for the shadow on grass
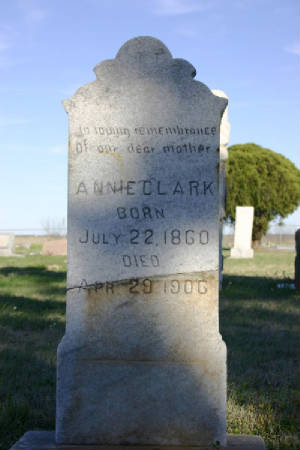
[0,348,56,450]
[221,273,299,365]
[0,266,66,282]
[220,274,300,443]
[0,267,64,447]
[0,294,65,330]
[0,267,66,297]
[222,274,298,301]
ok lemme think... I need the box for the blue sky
[1,0,299,234]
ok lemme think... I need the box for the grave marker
[230,206,254,258]
[11,36,265,450]
[57,35,227,446]
[0,233,15,256]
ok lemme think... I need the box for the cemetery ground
[0,247,299,450]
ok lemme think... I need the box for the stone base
[10,431,266,450]
[56,355,226,445]
[230,248,253,259]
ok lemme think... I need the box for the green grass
[221,249,299,449]
[0,251,299,450]
[14,243,42,255]
[0,256,66,449]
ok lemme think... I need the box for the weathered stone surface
[0,233,15,256]
[10,431,266,450]
[61,272,220,358]
[64,36,227,287]
[56,36,228,446]
[57,272,226,445]
[57,357,226,445]
[230,206,254,258]
[42,239,67,256]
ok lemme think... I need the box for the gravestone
[11,37,265,450]
[230,206,254,258]
[57,35,227,446]
[0,233,15,256]
[295,229,300,290]
[212,89,230,287]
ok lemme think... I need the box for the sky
[1,0,299,234]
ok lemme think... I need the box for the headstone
[0,233,15,256]
[212,89,230,287]
[230,206,254,258]
[10,36,265,450]
[295,229,300,290]
[42,239,67,256]
[56,35,227,446]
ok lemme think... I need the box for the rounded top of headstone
[64,36,227,118]
[116,36,172,61]
[92,35,198,85]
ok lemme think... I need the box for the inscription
[79,125,217,137]
[79,230,122,245]
[134,125,216,136]
[163,278,208,295]
[163,144,210,154]
[78,229,209,247]
[129,278,152,294]
[74,124,218,164]
[129,278,208,295]
[163,229,209,245]
[128,144,155,153]
[75,278,208,296]
[76,180,215,196]
[75,141,211,155]
[122,254,159,267]
[70,119,219,281]
[117,206,165,220]
[80,126,130,137]
[76,279,114,293]
[97,144,118,153]
[76,140,88,153]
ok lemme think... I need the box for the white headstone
[56,36,228,446]
[0,233,15,256]
[230,206,254,258]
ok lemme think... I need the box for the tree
[41,217,66,236]
[225,143,300,244]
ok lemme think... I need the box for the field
[0,248,299,450]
